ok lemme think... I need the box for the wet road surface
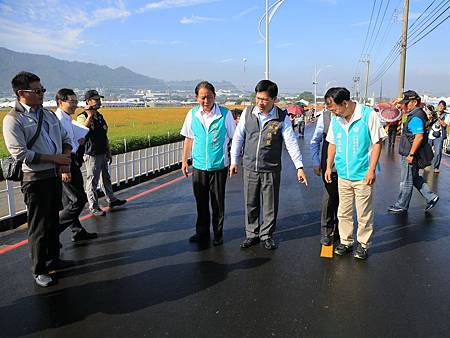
[0,125,449,337]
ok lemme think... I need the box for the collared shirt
[326,102,387,146]
[310,113,325,167]
[326,102,386,176]
[230,105,304,169]
[180,103,236,166]
[21,102,57,154]
[55,108,79,152]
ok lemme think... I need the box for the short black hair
[195,81,216,96]
[55,88,76,106]
[11,71,40,98]
[230,108,243,119]
[255,80,278,98]
[438,100,447,108]
[324,87,351,104]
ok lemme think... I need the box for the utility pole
[379,79,383,103]
[353,75,360,102]
[360,56,370,103]
[398,0,409,96]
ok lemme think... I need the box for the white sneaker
[34,274,54,287]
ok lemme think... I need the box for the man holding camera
[77,90,126,216]
[427,100,449,173]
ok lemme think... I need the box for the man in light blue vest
[324,87,386,260]
[181,81,236,246]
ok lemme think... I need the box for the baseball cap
[399,90,420,104]
[84,90,104,101]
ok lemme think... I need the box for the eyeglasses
[22,88,46,95]
[64,100,78,104]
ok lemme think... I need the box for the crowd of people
[2,71,448,287]
[2,71,126,287]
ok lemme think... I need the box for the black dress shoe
[189,233,210,243]
[263,238,277,250]
[72,230,98,242]
[213,237,223,246]
[109,199,127,208]
[320,235,332,246]
[46,258,75,271]
[240,237,260,249]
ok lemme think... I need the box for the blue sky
[0,0,448,96]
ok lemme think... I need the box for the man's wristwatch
[298,167,304,170]
[408,153,415,157]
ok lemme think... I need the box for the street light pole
[312,64,331,115]
[258,0,285,80]
[313,65,318,114]
[265,0,269,80]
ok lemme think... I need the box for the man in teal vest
[324,87,386,260]
[181,81,236,246]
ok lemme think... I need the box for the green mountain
[0,47,238,95]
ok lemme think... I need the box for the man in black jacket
[77,90,126,216]
[388,90,439,213]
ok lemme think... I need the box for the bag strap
[26,108,44,149]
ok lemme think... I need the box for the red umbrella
[287,105,304,115]
[374,103,402,122]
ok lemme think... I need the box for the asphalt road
[0,124,449,337]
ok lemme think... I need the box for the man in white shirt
[230,80,308,250]
[54,88,97,242]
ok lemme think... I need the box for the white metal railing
[0,140,184,222]
[444,139,450,157]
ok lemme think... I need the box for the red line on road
[0,239,28,255]
[441,159,450,168]
[0,174,189,255]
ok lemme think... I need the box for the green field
[0,106,191,158]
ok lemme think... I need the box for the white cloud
[351,20,370,27]
[137,0,219,13]
[180,15,222,24]
[277,42,293,48]
[233,6,259,19]
[0,18,81,54]
[0,0,131,54]
[130,39,184,45]
[219,58,233,63]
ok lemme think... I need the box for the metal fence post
[5,180,17,217]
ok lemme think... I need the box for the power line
[354,0,378,77]
[408,11,450,47]
[408,0,449,38]
[369,0,449,85]
[365,0,386,54]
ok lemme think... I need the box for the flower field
[0,106,193,158]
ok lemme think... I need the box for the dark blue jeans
[393,156,437,210]
[429,137,444,169]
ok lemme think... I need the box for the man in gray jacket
[230,80,308,250]
[3,72,73,287]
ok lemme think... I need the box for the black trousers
[388,124,398,145]
[59,158,88,235]
[192,168,228,238]
[320,171,339,237]
[21,177,62,275]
